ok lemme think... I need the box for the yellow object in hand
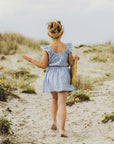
[71,59,77,85]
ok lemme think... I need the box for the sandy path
[0,47,114,144]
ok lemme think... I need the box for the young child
[22,20,79,137]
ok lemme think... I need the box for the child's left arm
[22,50,49,69]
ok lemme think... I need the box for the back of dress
[41,43,75,93]
[41,43,73,67]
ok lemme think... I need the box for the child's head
[46,20,64,39]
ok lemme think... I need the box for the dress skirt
[42,66,75,93]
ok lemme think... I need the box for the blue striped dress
[41,43,75,93]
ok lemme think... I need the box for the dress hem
[42,88,75,93]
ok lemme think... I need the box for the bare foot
[60,134,68,137]
[51,124,57,130]
[60,130,68,137]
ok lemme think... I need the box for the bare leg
[50,91,58,130]
[58,91,68,137]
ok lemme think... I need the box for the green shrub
[0,84,9,101]
[0,83,19,101]
[1,138,14,144]
[0,117,12,135]
[102,112,114,123]
[12,70,38,80]
[66,91,90,106]
[12,70,30,78]
[22,86,36,94]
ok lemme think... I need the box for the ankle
[60,129,65,134]
[52,120,56,125]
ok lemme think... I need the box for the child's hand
[22,55,32,62]
[74,55,80,61]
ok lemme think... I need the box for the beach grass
[0,116,12,135]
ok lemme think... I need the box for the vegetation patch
[91,73,114,84]
[12,70,30,78]
[101,112,114,123]
[0,32,50,55]
[74,75,92,90]
[0,72,37,94]
[90,54,107,62]
[0,65,4,70]
[78,44,87,48]
[22,86,36,94]
[0,117,12,135]
[66,91,90,106]
[83,46,102,53]
[1,56,6,60]
[1,138,15,144]
[110,45,114,53]
[12,70,38,80]
[0,84,9,101]
[0,82,20,101]
[104,72,114,80]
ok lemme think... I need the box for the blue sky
[0,0,114,45]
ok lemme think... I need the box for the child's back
[49,42,67,53]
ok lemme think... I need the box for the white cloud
[0,0,28,17]
[0,0,114,19]
[87,0,114,11]
[0,0,65,18]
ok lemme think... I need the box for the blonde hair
[46,20,64,39]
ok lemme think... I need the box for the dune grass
[0,116,12,135]
[67,90,90,106]
[0,82,20,101]
[0,32,49,55]
[22,86,36,94]
[0,68,38,99]
[74,75,92,90]
[83,45,102,53]
[80,42,114,65]
[1,138,15,144]
[90,54,107,62]
[101,112,114,123]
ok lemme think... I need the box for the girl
[22,20,79,137]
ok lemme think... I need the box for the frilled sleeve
[41,45,50,55]
[67,43,73,53]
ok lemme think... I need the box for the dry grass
[0,32,49,55]
[67,90,90,106]
[74,75,93,90]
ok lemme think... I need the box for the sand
[0,46,114,144]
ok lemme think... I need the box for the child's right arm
[22,50,49,69]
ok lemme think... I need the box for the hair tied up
[46,20,64,39]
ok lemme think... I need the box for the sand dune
[0,44,114,144]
